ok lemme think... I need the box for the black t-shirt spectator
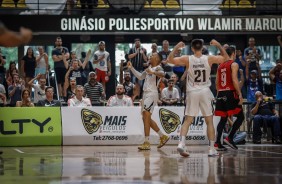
[252,101,274,116]
[69,68,84,86]
[52,47,69,68]
[37,99,61,107]
[22,55,36,77]
[159,50,172,73]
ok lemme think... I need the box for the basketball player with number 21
[167,39,229,157]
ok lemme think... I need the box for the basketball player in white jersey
[127,52,170,150]
[167,39,229,157]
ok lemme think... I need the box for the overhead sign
[2,16,282,34]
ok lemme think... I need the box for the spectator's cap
[98,41,105,45]
[89,71,96,76]
[251,70,258,74]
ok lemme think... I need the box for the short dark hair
[226,46,236,57]
[45,86,54,93]
[191,39,204,51]
[134,38,140,42]
[168,79,174,83]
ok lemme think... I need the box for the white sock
[180,136,186,145]
[145,136,149,142]
[210,140,215,149]
[157,130,164,137]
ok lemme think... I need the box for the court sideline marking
[14,149,24,153]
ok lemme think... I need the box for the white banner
[62,106,220,145]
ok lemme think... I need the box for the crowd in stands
[0,35,282,144]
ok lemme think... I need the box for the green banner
[0,107,62,146]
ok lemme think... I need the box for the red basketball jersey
[217,60,235,91]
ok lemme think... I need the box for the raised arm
[127,61,146,80]
[167,42,189,67]
[208,39,228,65]
[81,49,91,69]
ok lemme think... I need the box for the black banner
[2,15,282,34]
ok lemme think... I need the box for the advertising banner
[62,107,219,145]
[0,107,62,146]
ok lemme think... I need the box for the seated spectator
[246,69,263,102]
[68,85,91,107]
[223,116,247,145]
[8,74,25,107]
[251,91,281,144]
[269,63,282,100]
[37,86,61,107]
[0,78,6,105]
[66,77,77,101]
[28,74,47,104]
[84,71,105,106]
[107,84,133,107]
[170,73,182,99]
[5,61,18,86]
[161,79,179,106]
[16,89,34,107]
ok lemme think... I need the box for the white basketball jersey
[186,55,211,92]
[143,65,163,93]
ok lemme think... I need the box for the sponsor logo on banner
[81,108,103,134]
[189,116,204,134]
[159,108,181,134]
[81,108,127,134]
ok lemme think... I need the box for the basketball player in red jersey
[214,46,244,150]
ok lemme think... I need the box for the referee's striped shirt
[84,82,104,103]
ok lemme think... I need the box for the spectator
[107,84,133,106]
[68,85,91,107]
[147,43,158,69]
[93,41,111,94]
[6,68,18,87]
[80,51,92,84]
[20,46,36,92]
[170,73,182,99]
[277,35,282,48]
[235,50,247,97]
[5,61,18,85]
[161,79,179,106]
[84,71,105,106]
[173,48,185,80]
[122,71,137,101]
[244,37,262,78]
[0,76,6,105]
[35,46,49,79]
[16,88,34,107]
[0,50,6,85]
[65,77,77,101]
[251,91,281,144]
[37,86,61,107]
[128,38,147,97]
[52,36,70,100]
[223,116,247,145]
[246,69,263,102]
[28,74,46,104]
[8,74,25,107]
[269,63,282,100]
[159,40,172,78]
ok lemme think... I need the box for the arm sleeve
[130,67,146,80]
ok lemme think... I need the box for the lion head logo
[81,108,103,134]
[159,108,181,134]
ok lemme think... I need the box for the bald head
[255,91,263,100]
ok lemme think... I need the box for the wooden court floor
[0,144,282,184]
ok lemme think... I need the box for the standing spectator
[8,74,25,107]
[107,84,133,107]
[35,46,48,79]
[0,49,6,85]
[173,48,185,80]
[16,89,34,107]
[84,71,105,106]
[146,43,158,69]
[269,63,282,100]
[235,50,247,98]
[128,38,147,97]
[68,85,91,107]
[122,71,137,101]
[244,37,262,78]
[20,46,36,92]
[0,76,6,105]
[37,86,61,107]
[93,41,111,94]
[161,79,180,106]
[246,69,263,102]
[28,74,46,104]
[159,40,172,77]
[251,91,281,144]
[52,37,70,100]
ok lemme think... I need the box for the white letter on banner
[169,18,175,30]
[109,18,115,30]
[187,18,193,30]
[61,18,67,30]
[134,18,140,30]
[221,18,229,30]
[162,18,168,30]
[87,18,94,30]
[277,18,282,30]
[208,18,214,30]
[80,16,87,30]
[214,18,221,30]
[255,19,262,30]
[246,18,255,30]
[155,18,161,30]
[270,18,276,30]
[179,18,186,30]
[140,18,147,30]
[198,18,207,30]
[99,18,105,30]
[263,18,270,30]
[116,19,123,31]
[72,18,80,30]
[147,18,154,30]
[235,18,242,30]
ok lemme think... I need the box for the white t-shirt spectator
[107,95,133,107]
[33,84,46,103]
[161,87,180,100]
[68,96,92,107]
[0,84,6,103]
